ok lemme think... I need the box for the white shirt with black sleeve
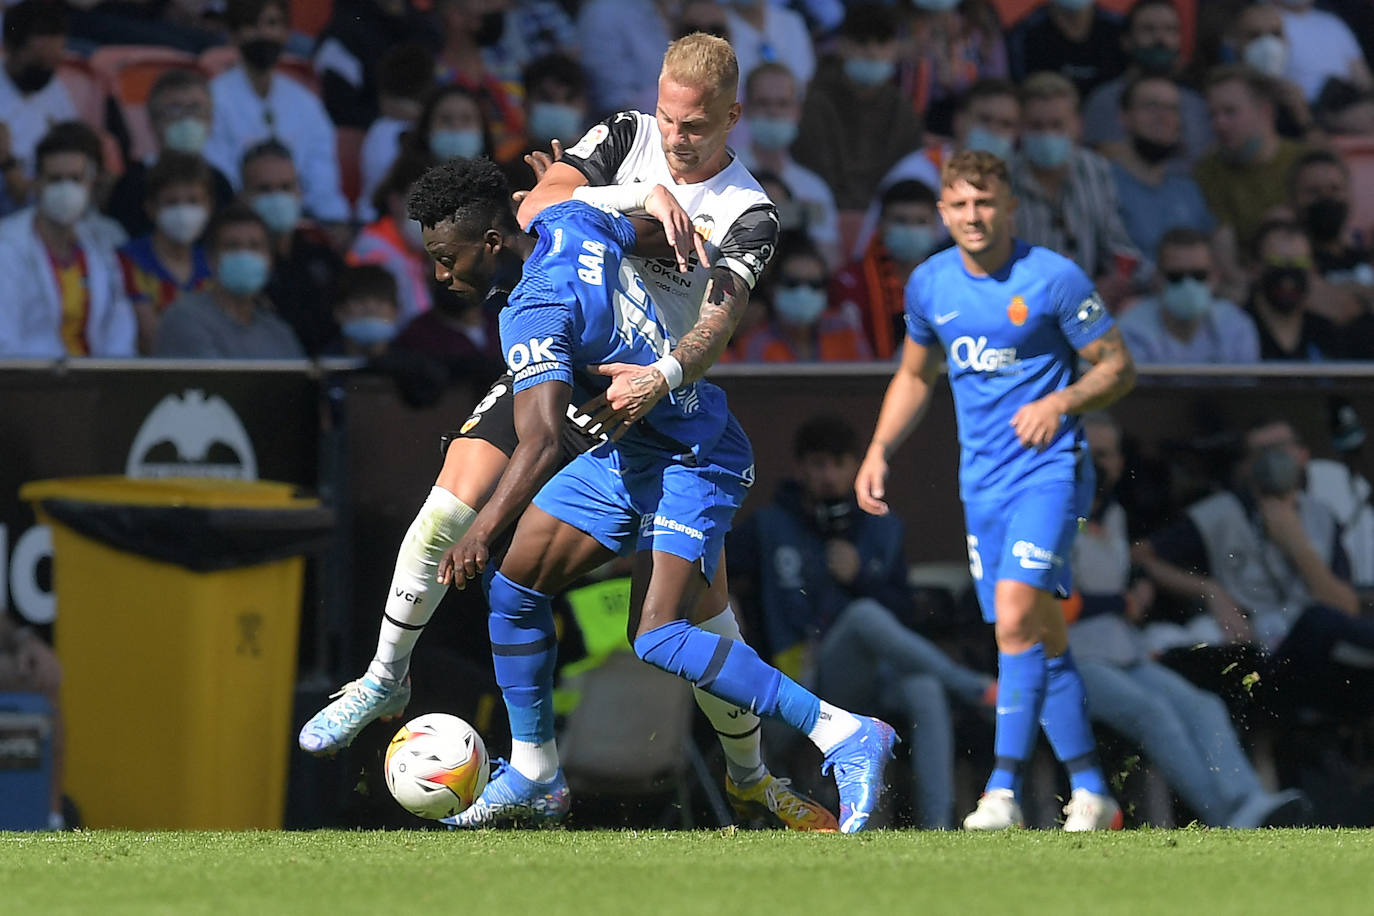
[560,111,780,342]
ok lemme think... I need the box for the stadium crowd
[3,0,1374,828]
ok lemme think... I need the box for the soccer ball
[385,713,489,820]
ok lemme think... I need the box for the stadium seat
[56,54,108,129]
[337,125,365,206]
[291,0,333,38]
[558,652,731,829]
[1330,136,1374,241]
[89,46,202,164]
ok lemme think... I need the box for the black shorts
[442,373,604,463]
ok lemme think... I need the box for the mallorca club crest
[1007,295,1028,326]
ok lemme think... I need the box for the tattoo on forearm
[672,269,748,383]
[1059,327,1136,414]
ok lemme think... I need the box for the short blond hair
[661,32,739,104]
[1020,71,1079,108]
[941,149,1010,192]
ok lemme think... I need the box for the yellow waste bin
[19,476,334,830]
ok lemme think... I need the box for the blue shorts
[531,421,754,583]
[962,469,1093,624]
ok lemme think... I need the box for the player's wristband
[572,183,651,213]
[651,354,683,390]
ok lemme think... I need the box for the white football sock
[694,605,766,786]
[366,487,477,684]
[509,738,560,783]
[807,701,861,755]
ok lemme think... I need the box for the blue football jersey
[502,200,731,463]
[905,240,1114,500]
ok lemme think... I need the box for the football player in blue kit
[855,150,1137,831]
[409,157,895,832]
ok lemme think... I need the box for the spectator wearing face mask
[1117,227,1258,364]
[106,69,236,240]
[833,181,943,361]
[434,0,529,163]
[1011,72,1145,306]
[1288,150,1373,310]
[358,42,437,224]
[1007,0,1124,100]
[1196,66,1311,263]
[0,121,135,358]
[117,153,215,354]
[1274,0,1372,104]
[204,0,352,226]
[409,84,492,165]
[240,140,345,356]
[1105,75,1215,260]
[154,202,303,359]
[347,151,436,329]
[736,63,839,268]
[327,264,402,359]
[1081,0,1212,165]
[0,0,76,183]
[1228,4,1314,141]
[724,0,815,91]
[738,238,871,363]
[503,54,590,194]
[792,3,923,211]
[851,79,1020,260]
[1244,219,1356,360]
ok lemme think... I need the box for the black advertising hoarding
[0,363,321,631]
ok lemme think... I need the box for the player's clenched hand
[436,535,490,590]
[1010,394,1066,450]
[855,449,890,516]
[512,140,565,205]
[583,362,670,439]
[644,184,711,273]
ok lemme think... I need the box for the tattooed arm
[1010,326,1137,449]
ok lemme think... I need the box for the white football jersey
[561,111,780,341]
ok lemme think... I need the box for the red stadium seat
[56,54,107,128]
[337,125,365,206]
[1330,136,1374,241]
[291,0,334,38]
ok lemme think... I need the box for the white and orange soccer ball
[385,713,489,820]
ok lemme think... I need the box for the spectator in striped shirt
[1010,72,1145,309]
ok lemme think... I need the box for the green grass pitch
[5,828,1373,915]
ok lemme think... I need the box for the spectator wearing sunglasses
[1117,226,1260,364]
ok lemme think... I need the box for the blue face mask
[429,128,485,160]
[217,250,271,296]
[1021,131,1073,169]
[1161,277,1212,322]
[1053,0,1094,10]
[341,316,398,347]
[747,116,799,152]
[914,0,961,10]
[162,117,209,154]
[527,102,584,142]
[250,192,301,235]
[773,285,828,326]
[843,57,895,88]
[964,125,1014,161]
[883,223,937,263]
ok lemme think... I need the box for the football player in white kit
[300,33,840,832]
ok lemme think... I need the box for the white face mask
[156,203,210,245]
[1242,35,1288,78]
[39,179,90,226]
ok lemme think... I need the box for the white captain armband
[651,354,684,390]
[571,183,651,214]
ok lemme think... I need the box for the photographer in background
[728,416,993,829]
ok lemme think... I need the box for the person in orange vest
[831,180,944,360]
[737,236,872,363]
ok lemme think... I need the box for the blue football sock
[1040,650,1108,795]
[633,619,820,733]
[986,644,1048,796]
[486,571,558,745]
